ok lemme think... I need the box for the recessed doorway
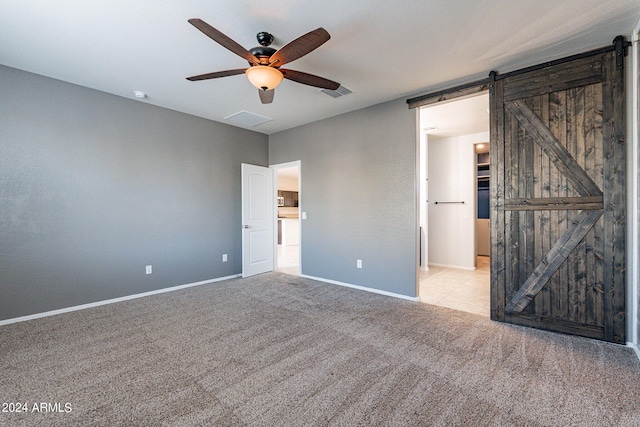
[272,161,301,275]
[418,93,491,316]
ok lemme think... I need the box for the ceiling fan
[186,19,341,104]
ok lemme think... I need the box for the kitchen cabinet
[277,190,299,207]
[278,219,299,245]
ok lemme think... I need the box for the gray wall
[0,65,268,320]
[269,99,417,297]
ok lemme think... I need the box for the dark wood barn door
[490,45,626,343]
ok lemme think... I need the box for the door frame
[270,160,302,273]
[631,22,640,354]
[420,117,487,270]
[415,91,490,302]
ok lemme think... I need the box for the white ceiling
[1,1,638,135]
[277,166,299,180]
[420,93,490,139]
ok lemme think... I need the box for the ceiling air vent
[224,110,273,127]
[319,85,352,98]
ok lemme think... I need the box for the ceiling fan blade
[188,19,259,65]
[280,69,340,90]
[186,68,247,81]
[269,28,331,66]
[259,89,274,104]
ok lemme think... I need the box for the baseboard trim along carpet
[0,274,241,326]
[630,342,640,361]
[300,274,419,302]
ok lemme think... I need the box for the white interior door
[242,163,274,278]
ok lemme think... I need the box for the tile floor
[278,244,490,317]
[419,257,490,316]
[277,244,300,275]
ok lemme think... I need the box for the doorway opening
[272,161,301,275]
[417,93,491,316]
[476,141,490,268]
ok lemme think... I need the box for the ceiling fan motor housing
[249,46,277,65]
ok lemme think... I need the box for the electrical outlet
[222,254,228,262]
[146,265,152,275]
[356,259,362,269]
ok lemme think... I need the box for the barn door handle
[435,201,465,204]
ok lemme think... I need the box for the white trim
[300,274,420,302]
[0,274,240,326]
[428,262,476,271]
[416,109,426,295]
[628,342,640,361]
[270,160,302,275]
[631,26,639,350]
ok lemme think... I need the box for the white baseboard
[629,342,640,361]
[428,263,476,271]
[300,274,419,302]
[0,274,241,326]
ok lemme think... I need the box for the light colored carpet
[2,272,639,426]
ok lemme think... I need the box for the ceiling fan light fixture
[245,65,283,91]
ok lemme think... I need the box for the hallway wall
[427,132,489,269]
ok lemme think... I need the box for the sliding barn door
[490,46,626,343]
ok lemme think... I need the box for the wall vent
[223,110,273,127]
[319,85,352,98]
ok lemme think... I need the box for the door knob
[242,225,250,229]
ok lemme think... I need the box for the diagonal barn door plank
[505,100,602,197]
[505,209,603,313]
